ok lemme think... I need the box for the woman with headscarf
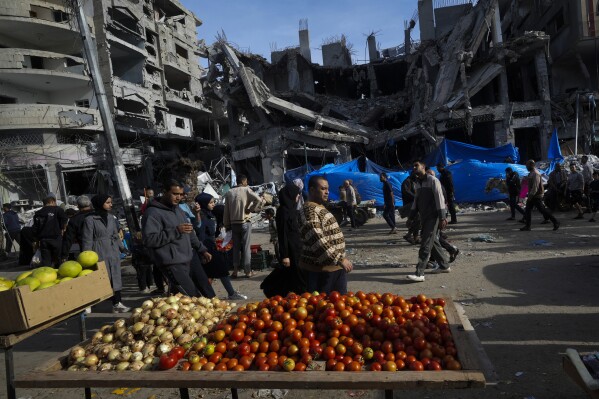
[275,184,307,294]
[195,193,247,300]
[82,194,130,313]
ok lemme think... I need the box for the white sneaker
[407,275,425,282]
[227,292,248,300]
[141,287,150,294]
[112,302,131,313]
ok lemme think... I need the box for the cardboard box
[0,262,113,335]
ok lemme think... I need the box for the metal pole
[304,142,308,166]
[73,0,138,233]
[575,93,580,155]
[4,347,15,399]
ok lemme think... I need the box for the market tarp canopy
[364,158,398,174]
[424,139,520,166]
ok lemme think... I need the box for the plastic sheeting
[364,158,398,174]
[284,163,315,185]
[547,128,564,161]
[424,139,520,166]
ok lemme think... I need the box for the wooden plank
[444,298,482,372]
[563,349,599,398]
[15,370,485,390]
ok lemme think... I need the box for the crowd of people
[1,155,597,311]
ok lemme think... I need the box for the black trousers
[39,237,62,267]
[135,263,154,290]
[447,195,457,222]
[524,197,557,228]
[382,205,396,229]
[307,269,347,295]
[508,195,525,218]
[346,204,357,227]
[152,264,166,292]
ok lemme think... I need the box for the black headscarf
[195,193,214,219]
[278,184,301,216]
[91,194,111,225]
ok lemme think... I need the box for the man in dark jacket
[32,193,68,267]
[2,203,21,253]
[437,163,457,224]
[406,161,449,282]
[61,195,92,261]
[380,173,396,234]
[142,179,215,297]
[505,168,525,220]
[401,173,420,244]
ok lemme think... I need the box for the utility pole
[73,0,138,232]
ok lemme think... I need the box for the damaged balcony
[112,80,153,129]
[107,37,146,85]
[0,104,101,131]
[164,65,208,113]
[106,6,144,48]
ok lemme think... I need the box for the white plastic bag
[221,231,233,248]
[30,249,42,267]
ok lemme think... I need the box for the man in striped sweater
[406,161,450,282]
[299,175,353,294]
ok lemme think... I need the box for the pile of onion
[66,294,235,371]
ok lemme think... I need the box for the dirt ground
[1,208,598,399]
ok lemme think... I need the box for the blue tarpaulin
[547,128,564,161]
[424,139,520,166]
[284,163,315,185]
[364,158,398,174]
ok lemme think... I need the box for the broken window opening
[29,56,44,69]
[146,29,156,44]
[175,118,185,128]
[110,43,145,84]
[66,58,79,67]
[0,95,17,104]
[154,107,165,127]
[164,66,191,91]
[146,45,156,57]
[143,5,152,17]
[108,7,142,37]
[75,99,90,108]
[175,44,188,60]
[53,10,69,23]
[152,84,161,90]
[116,98,148,115]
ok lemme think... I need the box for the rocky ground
[1,208,598,399]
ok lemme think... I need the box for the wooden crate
[14,299,495,391]
[0,262,113,335]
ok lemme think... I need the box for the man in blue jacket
[142,179,215,297]
[2,203,21,253]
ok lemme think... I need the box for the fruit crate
[14,299,496,397]
[0,262,113,335]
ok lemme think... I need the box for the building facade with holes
[0,0,216,208]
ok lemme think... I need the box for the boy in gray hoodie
[142,179,215,297]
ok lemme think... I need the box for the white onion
[115,362,130,371]
[131,351,143,362]
[141,300,154,310]
[83,354,99,367]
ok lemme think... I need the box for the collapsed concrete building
[203,0,599,184]
[0,0,214,204]
[0,0,598,203]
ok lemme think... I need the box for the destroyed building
[0,0,214,204]
[203,0,599,184]
[1,0,598,201]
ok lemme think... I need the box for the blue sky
[181,0,420,65]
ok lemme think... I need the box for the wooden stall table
[14,299,497,399]
[2,294,111,399]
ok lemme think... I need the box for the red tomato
[159,354,178,370]
[169,346,186,360]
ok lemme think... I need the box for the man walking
[567,162,585,219]
[520,160,559,231]
[401,173,420,244]
[581,155,594,212]
[299,175,353,294]
[223,174,265,278]
[406,161,450,282]
[343,180,358,228]
[546,164,567,211]
[504,167,524,220]
[32,193,68,267]
[61,195,92,261]
[380,173,396,234]
[142,179,214,297]
[2,203,21,254]
[437,163,457,224]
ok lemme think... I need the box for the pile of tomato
[176,291,462,372]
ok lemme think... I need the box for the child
[589,171,599,222]
[131,231,154,293]
[262,208,279,261]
